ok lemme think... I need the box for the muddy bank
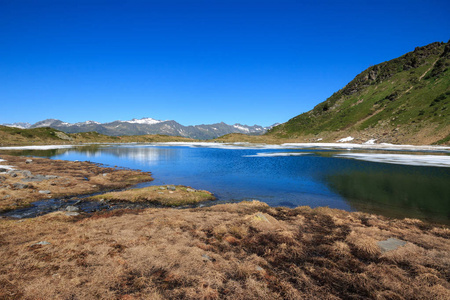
[0,155,153,213]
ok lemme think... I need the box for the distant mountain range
[1,118,278,140]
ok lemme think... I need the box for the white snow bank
[337,136,354,142]
[364,139,377,145]
[0,145,74,150]
[243,152,311,157]
[335,153,450,167]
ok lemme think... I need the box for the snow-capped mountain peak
[124,117,164,125]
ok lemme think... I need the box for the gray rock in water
[38,190,51,194]
[377,238,407,253]
[13,183,29,189]
[167,185,176,191]
[65,206,79,212]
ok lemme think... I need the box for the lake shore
[0,153,449,299]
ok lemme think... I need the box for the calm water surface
[5,144,450,224]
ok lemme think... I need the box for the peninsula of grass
[89,185,216,207]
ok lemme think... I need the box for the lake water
[3,143,450,224]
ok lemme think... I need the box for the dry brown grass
[89,185,216,206]
[0,155,153,212]
[0,201,448,299]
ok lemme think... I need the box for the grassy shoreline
[0,154,449,299]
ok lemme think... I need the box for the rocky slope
[268,41,450,145]
[3,118,273,140]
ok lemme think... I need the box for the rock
[17,170,32,177]
[0,168,8,173]
[7,170,17,177]
[65,206,79,212]
[167,185,176,191]
[54,131,73,141]
[377,238,407,253]
[201,254,214,262]
[102,173,108,177]
[38,190,51,194]
[25,159,33,164]
[32,241,51,246]
[3,195,10,199]
[21,174,48,182]
[13,183,29,189]
[159,187,166,190]
[158,192,164,194]
[186,188,196,192]
[46,175,58,179]
[65,212,80,216]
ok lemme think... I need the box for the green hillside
[0,126,196,146]
[268,41,450,145]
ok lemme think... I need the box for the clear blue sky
[1,0,449,126]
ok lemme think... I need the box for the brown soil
[0,155,153,212]
[0,202,448,299]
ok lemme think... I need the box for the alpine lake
[2,143,449,224]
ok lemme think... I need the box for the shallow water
[2,143,450,224]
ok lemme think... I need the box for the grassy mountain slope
[0,126,196,146]
[268,41,450,145]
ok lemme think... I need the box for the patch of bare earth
[0,201,448,299]
[0,155,153,212]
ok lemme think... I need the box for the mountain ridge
[2,118,275,140]
[268,41,450,145]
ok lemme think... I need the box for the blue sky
[1,0,449,127]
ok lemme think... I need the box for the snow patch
[233,124,250,132]
[0,145,74,150]
[364,139,377,145]
[243,152,311,157]
[337,136,354,142]
[335,153,450,168]
[125,118,164,125]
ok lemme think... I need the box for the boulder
[377,238,407,253]
[38,190,51,194]
[65,206,79,212]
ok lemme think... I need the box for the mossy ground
[89,185,216,207]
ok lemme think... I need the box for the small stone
[91,185,97,188]
[102,173,108,177]
[377,238,407,253]
[186,188,196,192]
[159,187,166,190]
[25,159,33,164]
[18,170,32,177]
[65,212,80,216]
[3,195,10,199]
[39,190,51,194]
[7,171,17,177]
[158,192,164,194]
[255,266,264,272]
[45,175,58,179]
[201,254,212,262]
[169,191,174,194]
[0,168,8,173]
[33,241,51,246]
[13,183,29,189]
[167,185,176,191]
[65,206,79,212]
